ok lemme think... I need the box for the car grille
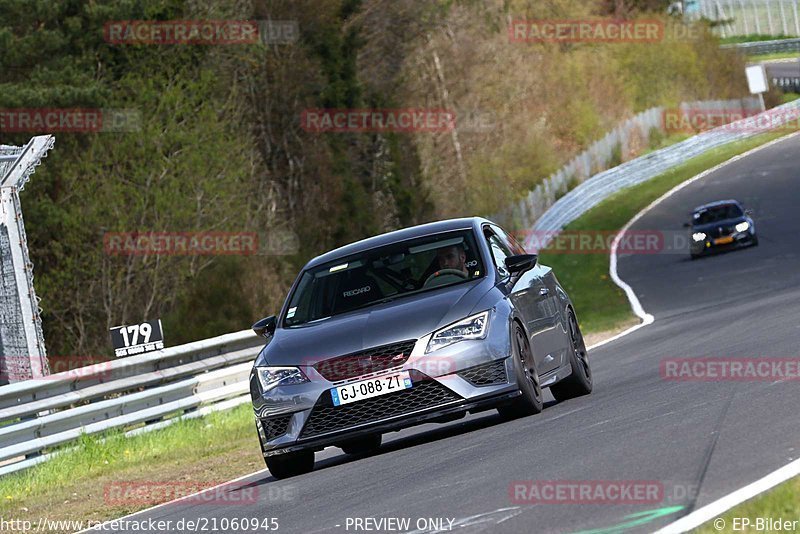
[300,372,462,438]
[457,359,508,386]
[313,340,417,382]
[708,224,736,238]
[260,414,293,441]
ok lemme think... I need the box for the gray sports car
[249,217,592,478]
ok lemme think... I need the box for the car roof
[692,199,741,212]
[304,217,492,269]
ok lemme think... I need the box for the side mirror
[252,316,277,338]
[505,254,538,275]
[745,208,753,216]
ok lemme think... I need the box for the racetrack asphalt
[101,133,800,534]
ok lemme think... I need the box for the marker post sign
[745,64,769,112]
[110,320,164,357]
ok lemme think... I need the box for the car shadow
[242,400,559,485]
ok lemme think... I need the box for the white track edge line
[77,132,800,534]
[74,467,269,533]
[653,457,800,534]
[610,130,800,533]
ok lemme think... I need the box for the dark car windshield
[693,204,743,225]
[283,230,485,326]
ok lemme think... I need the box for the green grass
[782,92,800,104]
[539,131,786,335]
[749,51,800,62]
[720,34,795,44]
[0,403,261,524]
[693,477,800,533]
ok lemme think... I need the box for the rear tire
[265,450,314,479]
[340,434,382,455]
[550,310,593,402]
[497,324,543,419]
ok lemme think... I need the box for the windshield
[283,230,484,326]
[693,204,743,225]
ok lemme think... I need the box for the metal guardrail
[724,37,800,55]
[0,329,263,476]
[500,98,761,232]
[526,99,800,246]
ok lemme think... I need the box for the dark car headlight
[255,366,309,392]
[735,221,750,233]
[426,311,489,353]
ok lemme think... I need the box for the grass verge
[693,476,800,533]
[720,34,795,45]
[0,404,262,533]
[539,131,786,335]
[750,51,800,62]
[0,132,792,533]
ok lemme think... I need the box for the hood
[255,277,493,367]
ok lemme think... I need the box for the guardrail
[723,37,800,55]
[0,329,263,476]
[525,99,800,246]
[498,98,761,232]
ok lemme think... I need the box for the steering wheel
[423,268,468,287]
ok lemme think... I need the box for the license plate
[714,236,734,245]
[331,371,412,406]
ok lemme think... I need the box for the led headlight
[735,221,750,233]
[426,311,489,353]
[692,232,706,242]
[255,366,309,392]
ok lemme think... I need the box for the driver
[435,244,468,276]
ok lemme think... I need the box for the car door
[483,225,560,375]
[489,224,566,375]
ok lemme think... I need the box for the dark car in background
[249,217,592,478]
[687,200,757,259]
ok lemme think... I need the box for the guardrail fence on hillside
[0,329,263,477]
[723,36,800,54]
[525,98,800,249]
[495,98,761,231]
[689,0,800,38]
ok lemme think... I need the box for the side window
[491,224,526,255]
[485,230,512,276]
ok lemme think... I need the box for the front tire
[497,324,543,419]
[266,450,314,479]
[550,310,593,402]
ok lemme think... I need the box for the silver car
[249,217,592,478]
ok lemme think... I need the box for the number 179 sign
[110,319,165,357]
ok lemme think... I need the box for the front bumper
[252,325,519,456]
[691,231,756,255]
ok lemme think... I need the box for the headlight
[735,221,750,233]
[426,311,489,353]
[692,232,706,242]
[255,366,309,392]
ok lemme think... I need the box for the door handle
[539,287,549,296]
